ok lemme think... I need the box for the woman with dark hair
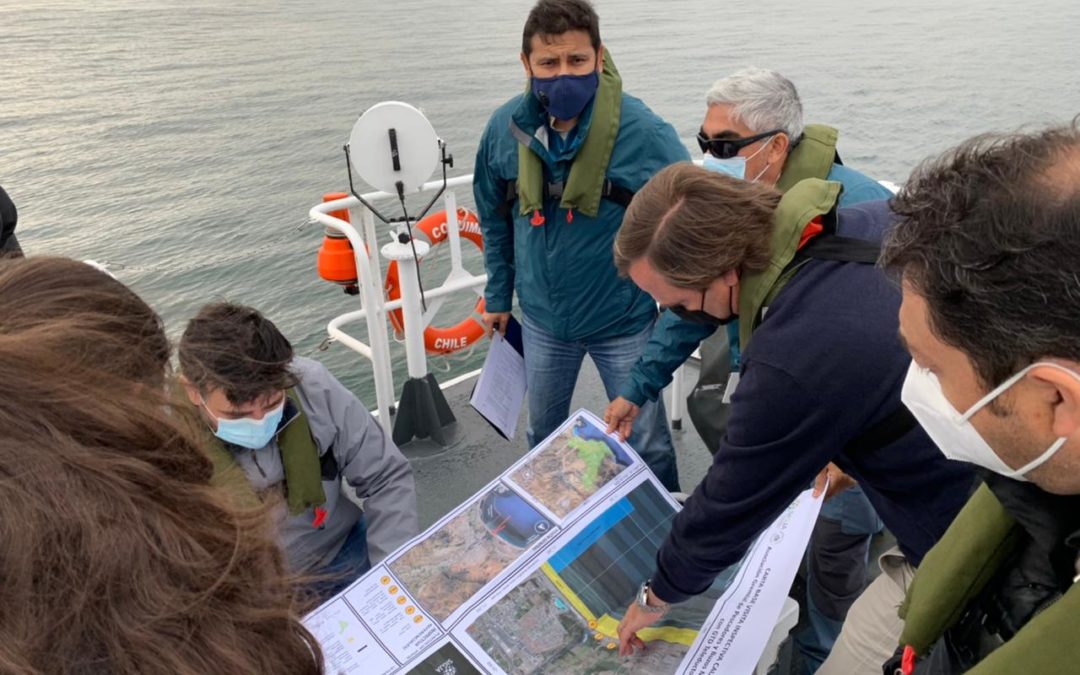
[0,257,324,673]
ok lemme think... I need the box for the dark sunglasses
[696,128,783,159]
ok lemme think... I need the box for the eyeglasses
[696,128,784,159]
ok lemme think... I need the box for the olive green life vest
[205,389,326,516]
[516,49,622,218]
[776,123,841,192]
[687,130,842,451]
[737,178,843,351]
[899,484,1080,674]
[736,124,843,344]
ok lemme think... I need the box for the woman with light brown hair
[0,257,323,674]
[0,256,171,387]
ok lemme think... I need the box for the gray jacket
[227,356,418,572]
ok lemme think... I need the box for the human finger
[812,467,828,498]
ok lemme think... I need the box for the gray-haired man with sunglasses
[604,66,891,673]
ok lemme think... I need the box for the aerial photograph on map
[390,483,554,622]
[465,482,738,674]
[510,414,634,519]
[467,571,686,674]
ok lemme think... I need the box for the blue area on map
[548,497,634,573]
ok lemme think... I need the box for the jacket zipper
[250,449,267,479]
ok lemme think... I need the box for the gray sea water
[5,0,1079,401]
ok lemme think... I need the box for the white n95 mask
[900,361,1078,480]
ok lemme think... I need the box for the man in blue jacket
[610,164,974,667]
[604,67,893,671]
[473,0,689,490]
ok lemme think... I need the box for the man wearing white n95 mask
[841,121,1080,675]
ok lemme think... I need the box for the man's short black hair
[882,119,1080,389]
[522,0,600,57]
[179,303,298,404]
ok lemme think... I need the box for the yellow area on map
[595,614,699,646]
[540,563,699,647]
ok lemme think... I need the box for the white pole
[382,238,431,380]
[360,208,383,286]
[443,190,465,274]
[669,363,685,429]
[357,206,395,422]
[312,199,395,428]
[354,237,394,427]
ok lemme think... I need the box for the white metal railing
[309,175,486,429]
[310,173,690,434]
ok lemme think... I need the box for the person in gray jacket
[179,303,418,596]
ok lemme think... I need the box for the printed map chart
[508,415,633,519]
[305,410,823,675]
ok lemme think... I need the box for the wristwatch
[636,580,670,614]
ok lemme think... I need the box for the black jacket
[651,201,976,603]
[0,185,19,255]
[884,473,1080,674]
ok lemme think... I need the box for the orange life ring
[384,208,487,355]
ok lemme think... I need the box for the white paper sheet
[676,487,823,674]
[469,331,527,440]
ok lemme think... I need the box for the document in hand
[469,316,526,441]
[304,410,824,675]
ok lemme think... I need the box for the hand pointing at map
[617,584,670,656]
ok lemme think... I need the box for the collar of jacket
[737,177,842,352]
[204,388,326,516]
[509,48,623,218]
[776,123,840,193]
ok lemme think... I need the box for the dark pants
[522,314,679,491]
[795,487,883,672]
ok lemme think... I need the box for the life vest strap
[497,178,634,218]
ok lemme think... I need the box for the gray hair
[704,67,804,141]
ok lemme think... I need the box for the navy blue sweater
[652,200,975,604]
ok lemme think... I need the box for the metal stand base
[392,373,456,446]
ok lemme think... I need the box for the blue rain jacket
[473,89,689,342]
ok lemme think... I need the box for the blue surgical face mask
[702,137,773,182]
[530,70,599,121]
[702,154,748,180]
[203,398,285,450]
